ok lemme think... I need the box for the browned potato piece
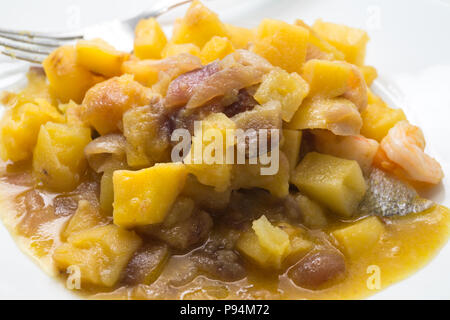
[80,75,152,135]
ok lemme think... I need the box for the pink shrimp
[380,120,443,184]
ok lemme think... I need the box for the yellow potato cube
[295,194,328,229]
[332,216,384,257]
[361,98,407,142]
[236,215,291,269]
[185,113,236,192]
[161,42,201,58]
[302,59,352,97]
[81,74,152,135]
[295,19,345,60]
[252,19,309,73]
[43,46,102,103]
[121,58,160,86]
[113,163,188,228]
[200,36,235,64]
[254,68,310,122]
[134,18,167,59]
[54,225,141,287]
[171,0,229,48]
[32,122,92,191]
[291,152,367,217]
[225,23,255,49]
[287,98,362,136]
[313,19,369,65]
[281,129,302,174]
[76,39,129,77]
[359,65,378,86]
[62,200,105,239]
[0,99,64,162]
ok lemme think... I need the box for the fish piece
[359,168,434,217]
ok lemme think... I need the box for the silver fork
[0,0,193,64]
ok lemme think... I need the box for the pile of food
[0,0,448,299]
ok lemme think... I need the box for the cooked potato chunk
[62,200,105,239]
[134,18,167,59]
[254,68,309,122]
[54,225,141,287]
[171,0,229,48]
[295,19,345,60]
[302,59,352,97]
[236,215,291,269]
[295,194,328,229]
[76,39,129,77]
[312,19,369,65]
[32,122,91,191]
[332,216,384,257]
[252,19,309,73]
[291,152,367,217]
[161,42,201,58]
[80,74,152,135]
[225,24,255,49]
[0,99,64,162]
[113,163,188,228]
[287,98,362,136]
[43,46,102,103]
[359,65,378,86]
[185,113,236,192]
[281,129,302,174]
[361,95,407,142]
[200,36,235,64]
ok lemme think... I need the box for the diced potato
[134,18,167,59]
[32,122,92,191]
[359,65,378,86]
[281,129,302,174]
[295,194,328,229]
[123,102,171,168]
[0,99,64,162]
[59,100,85,127]
[182,175,231,211]
[361,97,407,142]
[254,68,309,122]
[225,23,255,49]
[332,216,384,257]
[121,58,160,86]
[100,168,115,215]
[295,19,345,60]
[287,98,362,136]
[291,152,367,217]
[76,39,129,77]
[113,163,188,228]
[253,215,290,258]
[171,0,229,48]
[252,19,309,73]
[62,200,105,239]
[276,222,313,260]
[236,215,290,269]
[80,74,152,135]
[185,113,236,192]
[54,225,141,287]
[232,152,290,198]
[43,46,102,103]
[302,59,352,97]
[161,42,201,58]
[200,36,235,64]
[312,19,369,65]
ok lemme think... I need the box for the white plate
[0,0,449,300]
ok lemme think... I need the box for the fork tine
[0,32,67,47]
[0,47,44,64]
[0,37,53,55]
[0,27,83,40]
